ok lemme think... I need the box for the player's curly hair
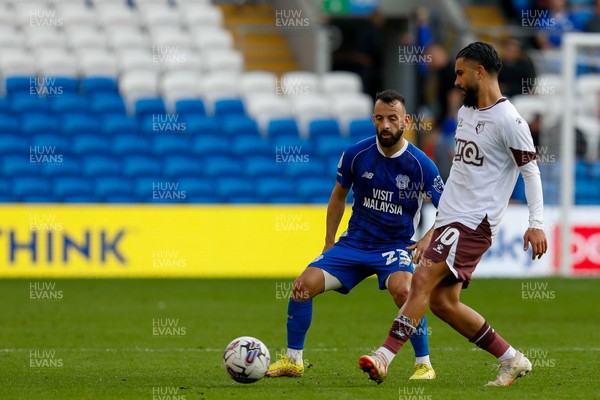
[456,42,502,75]
[375,89,406,108]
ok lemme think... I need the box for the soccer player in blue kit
[266,90,445,380]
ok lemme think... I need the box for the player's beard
[461,84,478,108]
[377,127,403,148]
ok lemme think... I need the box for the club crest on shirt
[433,175,444,193]
[475,122,485,134]
[395,174,410,190]
[457,117,463,127]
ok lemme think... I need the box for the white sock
[286,348,303,364]
[376,347,395,364]
[498,346,516,362]
[414,355,431,367]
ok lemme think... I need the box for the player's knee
[291,277,319,301]
[410,269,431,296]
[429,296,453,319]
[390,284,409,308]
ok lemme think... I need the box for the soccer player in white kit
[359,42,548,386]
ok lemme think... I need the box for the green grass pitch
[0,278,598,400]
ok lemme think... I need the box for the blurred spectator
[498,37,537,98]
[422,44,456,126]
[535,114,588,158]
[331,10,385,97]
[584,0,600,32]
[535,0,582,50]
[434,88,462,181]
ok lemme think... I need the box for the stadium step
[218,3,299,76]
[464,5,507,42]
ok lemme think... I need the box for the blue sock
[409,314,430,357]
[286,298,313,350]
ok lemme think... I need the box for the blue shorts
[308,239,414,294]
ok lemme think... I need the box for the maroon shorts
[424,219,492,288]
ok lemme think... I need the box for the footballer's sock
[286,348,303,364]
[409,314,430,360]
[380,314,416,361]
[469,321,513,361]
[286,298,313,363]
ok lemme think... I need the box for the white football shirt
[435,97,539,236]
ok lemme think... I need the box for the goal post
[559,33,600,276]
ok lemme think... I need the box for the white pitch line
[1,347,599,353]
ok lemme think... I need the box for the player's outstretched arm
[323,182,350,253]
[519,160,547,260]
[407,225,435,264]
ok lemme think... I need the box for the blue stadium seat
[104,195,139,203]
[175,177,215,200]
[511,174,526,203]
[63,195,97,203]
[0,97,8,113]
[214,98,245,117]
[215,177,255,201]
[71,134,111,155]
[256,177,295,201]
[309,119,342,138]
[122,156,162,177]
[5,77,35,96]
[44,77,78,94]
[0,135,27,155]
[53,177,94,199]
[22,195,55,203]
[12,177,52,199]
[175,99,206,117]
[94,177,134,200]
[591,161,600,180]
[90,94,127,115]
[21,114,60,135]
[151,134,190,156]
[111,134,151,155]
[185,116,220,135]
[140,115,188,135]
[82,155,122,177]
[81,77,118,95]
[133,177,163,202]
[283,159,326,179]
[62,114,100,136]
[0,178,10,197]
[31,134,70,156]
[297,177,334,203]
[313,136,351,158]
[41,158,81,178]
[242,156,282,178]
[575,160,590,179]
[222,115,260,137]
[0,115,20,135]
[191,135,230,156]
[271,135,314,164]
[135,98,166,120]
[0,153,40,177]
[202,156,242,178]
[102,115,138,135]
[267,118,300,139]
[163,155,202,178]
[348,118,375,142]
[231,135,272,156]
[50,94,89,115]
[11,95,50,114]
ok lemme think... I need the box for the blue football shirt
[336,137,444,249]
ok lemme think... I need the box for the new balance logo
[362,172,374,179]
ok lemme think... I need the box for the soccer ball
[223,336,270,383]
